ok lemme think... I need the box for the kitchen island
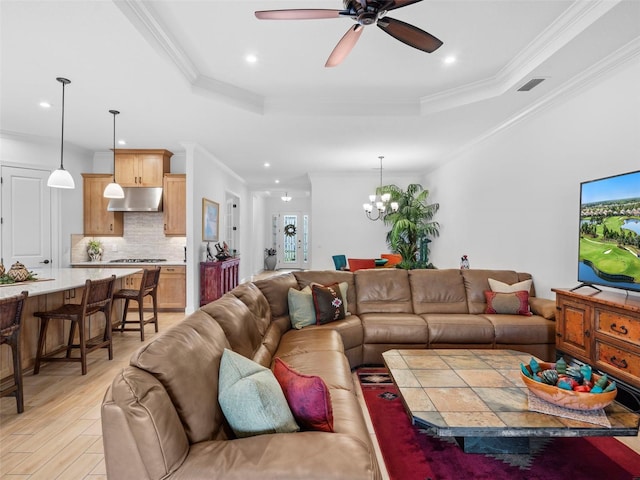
[0,267,141,382]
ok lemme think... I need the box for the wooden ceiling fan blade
[377,17,443,53]
[325,25,364,68]
[255,9,343,20]
[384,0,424,12]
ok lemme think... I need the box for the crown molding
[117,0,626,121]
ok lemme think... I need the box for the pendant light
[47,77,75,189]
[103,109,125,199]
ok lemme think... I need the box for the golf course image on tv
[578,170,640,292]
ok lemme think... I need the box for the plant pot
[264,255,277,271]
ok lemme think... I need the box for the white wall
[184,143,255,313]
[424,58,640,299]
[0,132,90,266]
[309,172,420,271]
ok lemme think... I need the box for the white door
[1,166,52,269]
[280,213,309,270]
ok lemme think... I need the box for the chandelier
[363,156,398,221]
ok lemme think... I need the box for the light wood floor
[1,308,638,479]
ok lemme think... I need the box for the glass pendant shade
[47,168,75,188]
[103,182,125,198]
[104,109,124,198]
[48,77,75,189]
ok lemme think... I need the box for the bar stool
[0,291,28,413]
[34,275,116,376]
[112,267,161,341]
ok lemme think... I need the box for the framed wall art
[202,198,219,242]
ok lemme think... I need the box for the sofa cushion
[485,290,532,316]
[254,273,299,318]
[481,314,556,345]
[355,269,413,314]
[312,283,346,324]
[422,313,495,345]
[218,349,299,438]
[273,358,334,432]
[361,313,428,344]
[129,310,229,444]
[229,282,271,336]
[201,294,264,359]
[409,269,468,314]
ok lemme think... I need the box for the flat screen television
[577,169,640,293]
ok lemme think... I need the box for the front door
[280,213,308,270]
[1,165,52,269]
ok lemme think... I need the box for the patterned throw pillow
[311,283,346,324]
[218,349,299,438]
[484,290,532,316]
[273,358,334,432]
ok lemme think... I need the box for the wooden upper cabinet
[163,174,186,236]
[82,174,123,236]
[114,149,172,187]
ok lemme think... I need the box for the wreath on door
[284,224,297,237]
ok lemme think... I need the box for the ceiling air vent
[517,78,546,92]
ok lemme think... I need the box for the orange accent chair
[347,258,376,272]
[380,253,402,267]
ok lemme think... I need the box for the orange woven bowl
[520,361,617,411]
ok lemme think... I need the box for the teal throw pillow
[218,349,299,438]
[288,287,316,329]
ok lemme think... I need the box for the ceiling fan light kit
[255,0,443,67]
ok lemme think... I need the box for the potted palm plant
[379,183,440,269]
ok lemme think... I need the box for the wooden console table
[553,288,640,391]
[200,258,240,306]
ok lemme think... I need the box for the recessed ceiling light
[443,56,456,65]
[118,139,126,145]
[246,54,258,64]
[39,101,51,108]
[275,179,280,184]
[264,162,270,167]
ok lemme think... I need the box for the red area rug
[358,368,640,480]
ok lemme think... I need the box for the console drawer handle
[609,356,628,370]
[610,323,628,335]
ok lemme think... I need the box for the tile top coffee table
[382,349,640,453]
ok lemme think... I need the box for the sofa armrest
[102,367,189,480]
[180,432,381,480]
[529,297,556,320]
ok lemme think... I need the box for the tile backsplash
[71,212,186,263]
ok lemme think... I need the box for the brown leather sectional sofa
[101,268,556,479]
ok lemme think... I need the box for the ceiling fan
[255,0,443,67]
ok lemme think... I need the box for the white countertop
[71,261,186,267]
[0,267,141,299]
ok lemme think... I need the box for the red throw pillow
[311,283,345,325]
[484,290,532,316]
[272,358,334,432]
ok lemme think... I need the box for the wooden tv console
[553,287,640,409]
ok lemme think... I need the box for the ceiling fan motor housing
[358,12,377,25]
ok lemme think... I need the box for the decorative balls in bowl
[520,358,617,411]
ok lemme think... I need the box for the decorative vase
[0,263,4,276]
[7,262,30,282]
[88,248,103,262]
[264,255,277,271]
[460,255,469,269]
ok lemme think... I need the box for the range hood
[107,187,163,212]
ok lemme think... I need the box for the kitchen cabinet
[114,149,172,187]
[554,288,640,389]
[82,174,123,236]
[78,265,185,310]
[163,174,186,236]
[200,259,240,306]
